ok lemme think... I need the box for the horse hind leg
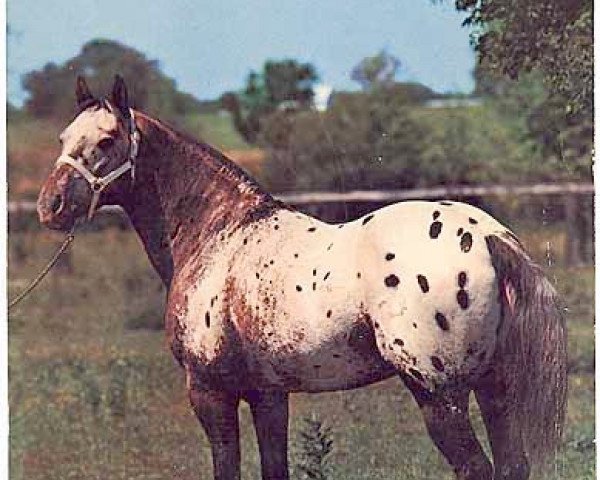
[475,370,530,480]
[399,372,493,480]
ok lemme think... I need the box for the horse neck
[121,112,278,286]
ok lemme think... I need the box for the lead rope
[8,226,76,311]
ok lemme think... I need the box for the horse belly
[242,328,396,392]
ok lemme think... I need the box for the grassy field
[8,227,594,480]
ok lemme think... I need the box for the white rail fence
[7,182,594,213]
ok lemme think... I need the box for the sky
[7,0,476,106]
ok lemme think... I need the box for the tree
[222,59,318,143]
[264,60,317,107]
[473,66,592,181]
[22,39,202,124]
[350,50,402,91]
[454,0,592,114]
[260,86,432,194]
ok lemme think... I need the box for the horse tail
[485,234,567,466]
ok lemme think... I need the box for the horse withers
[37,75,567,480]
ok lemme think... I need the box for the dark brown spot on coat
[429,221,442,238]
[460,232,473,252]
[323,272,330,281]
[393,338,404,347]
[357,272,362,279]
[384,274,399,288]
[435,312,449,331]
[417,275,429,293]
[307,226,317,232]
[457,227,464,236]
[326,310,332,318]
[362,215,374,225]
[409,368,424,382]
[432,210,440,220]
[468,217,478,224]
[296,285,302,292]
[312,282,317,291]
[274,224,279,230]
[205,312,210,328]
[431,356,444,372]
[457,290,469,309]
[385,253,395,261]
[458,271,467,288]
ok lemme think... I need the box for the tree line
[10,0,592,195]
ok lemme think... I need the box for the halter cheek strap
[56,110,140,220]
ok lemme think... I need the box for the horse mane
[136,111,275,201]
[72,97,105,119]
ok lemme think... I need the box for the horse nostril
[51,194,63,213]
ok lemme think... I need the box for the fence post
[563,194,580,267]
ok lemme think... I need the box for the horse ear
[75,76,94,106]
[110,74,130,118]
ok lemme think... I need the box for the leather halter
[56,109,140,220]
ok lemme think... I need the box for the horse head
[37,75,140,230]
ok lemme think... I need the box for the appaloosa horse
[38,76,567,480]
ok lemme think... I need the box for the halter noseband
[56,109,140,220]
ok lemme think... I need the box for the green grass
[8,229,594,479]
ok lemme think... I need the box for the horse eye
[97,138,114,150]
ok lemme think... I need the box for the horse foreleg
[244,389,290,480]
[400,373,493,480]
[475,370,530,480]
[188,381,241,480]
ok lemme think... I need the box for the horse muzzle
[37,166,89,231]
